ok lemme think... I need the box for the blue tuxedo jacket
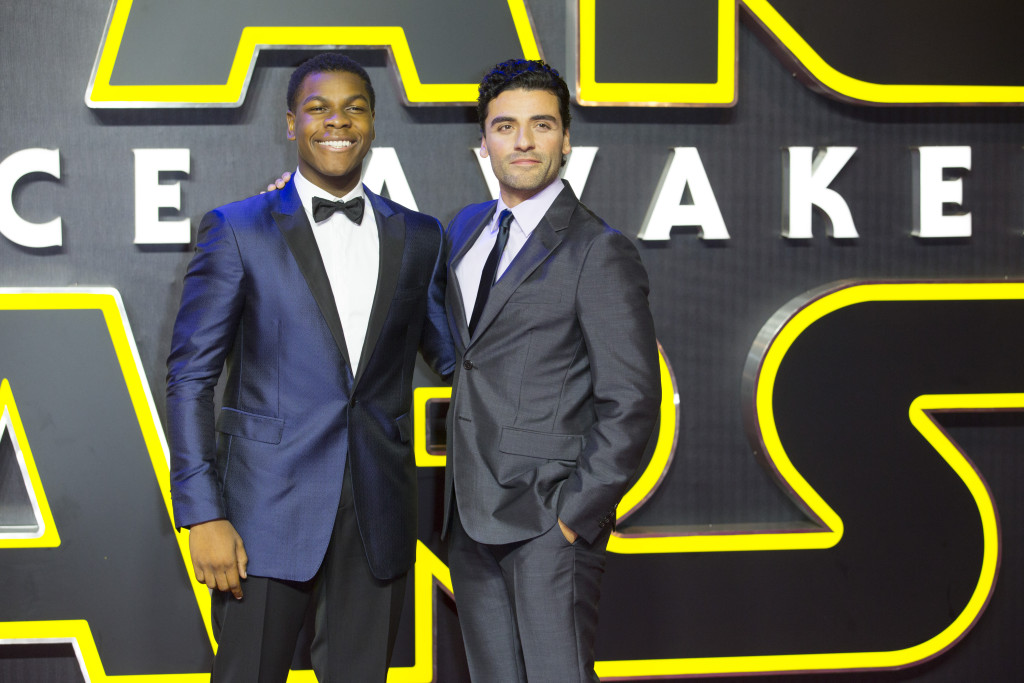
[166,181,453,582]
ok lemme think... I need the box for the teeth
[318,140,354,148]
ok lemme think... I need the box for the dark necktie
[468,209,513,336]
[312,195,365,224]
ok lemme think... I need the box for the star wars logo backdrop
[2,1,1023,681]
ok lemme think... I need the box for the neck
[300,163,361,198]
[500,178,559,208]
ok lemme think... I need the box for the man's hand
[188,519,249,599]
[263,170,292,193]
[558,518,578,545]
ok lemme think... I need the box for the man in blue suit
[166,53,454,682]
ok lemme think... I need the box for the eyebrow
[489,114,559,127]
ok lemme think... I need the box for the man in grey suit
[443,59,661,682]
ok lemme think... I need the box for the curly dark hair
[476,59,571,133]
[287,53,375,113]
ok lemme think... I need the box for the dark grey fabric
[443,181,659,679]
[444,182,660,546]
[449,505,609,683]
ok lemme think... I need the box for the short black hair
[287,53,375,113]
[477,59,571,133]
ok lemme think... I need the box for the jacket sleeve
[165,209,245,529]
[556,229,661,543]
[418,216,456,381]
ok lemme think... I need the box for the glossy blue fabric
[166,180,453,582]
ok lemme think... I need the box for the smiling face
[480,88,571,207]
[286,70,375,196]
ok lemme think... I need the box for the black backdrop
[2,1,1023,680]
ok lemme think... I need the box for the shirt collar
[498,179,566,235]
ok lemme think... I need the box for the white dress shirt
[456,179,566,321]
[292,169,380,371]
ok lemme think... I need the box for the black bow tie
[312,196,365,224]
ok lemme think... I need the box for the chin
[503,170,544,189]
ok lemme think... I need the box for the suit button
[463,360,474,370]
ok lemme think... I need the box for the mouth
[316,139,356,151]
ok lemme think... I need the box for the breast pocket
[506,287,562,306]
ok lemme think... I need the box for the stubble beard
[496,157,557,195]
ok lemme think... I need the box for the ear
[562,128,571,157]
[286,111,296,141]
[479,135,489,159]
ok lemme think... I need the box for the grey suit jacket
[442,181,660,546]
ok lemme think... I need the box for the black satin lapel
[354,207,404,385]
[470,219,562,343]
[273,207,352,370]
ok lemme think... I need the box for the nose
[325,110,350,128]
[514,127,534,150]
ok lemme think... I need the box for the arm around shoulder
[419,215,456,380]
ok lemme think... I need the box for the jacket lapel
[468,184,576,345]
[354,188,404,386]
[448,204,496,348]
[272,181,352,371]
